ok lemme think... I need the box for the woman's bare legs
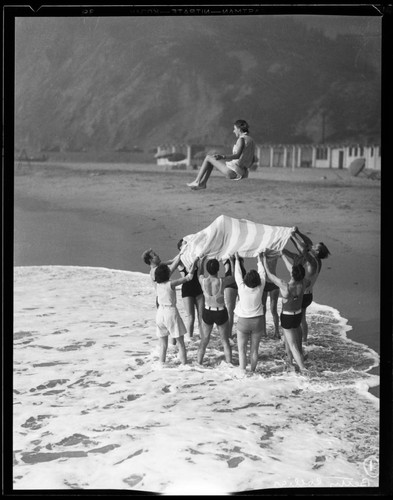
[301,308,309,343]
[270,289,280,339]
[182,296,196,338]
[283,328,306,371]
[158,336,168,364]
[195,294,205,338]
[187,155,237,189]
[236,330,248,372]
[197,322,213,365]
[224,287,237,339]
[250,330,263,372]
[262,289,280,339]
[176,335,187,364]
[218,321,232,364]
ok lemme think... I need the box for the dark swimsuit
[179,266,203,298]
[264,281,279,293]
[223,259,246,290]
[280,312,302,329]
[301,293,313,309]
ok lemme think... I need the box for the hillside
[14,16,381,154]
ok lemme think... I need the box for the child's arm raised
[170,259,197,289]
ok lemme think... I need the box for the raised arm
[234,252,245,286]
[167,252,182,275]
[291,227,313,253]
[198,256,206,285]
[257,254,266,284]
[261,253,286,290]
[282,248,298,261]
[170,259,197,289]
[281,252,294,275]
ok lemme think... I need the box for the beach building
[155,143,381,171]
[255,144,381,170]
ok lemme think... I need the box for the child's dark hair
[316,242,331,260]
[206,258,220,275]
[177,239,184,251]
[243,269,261,288]
[234,119,249,133]
[155,263,170,283]
[292,263,305,282]
[141,249,153,265]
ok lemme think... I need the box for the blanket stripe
[180,215,294,270]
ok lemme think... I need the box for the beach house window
[349,147,352,156]
[354,147,358,156]
[316,147,328,160]
[360,147,364,155]
[370,147,374,157]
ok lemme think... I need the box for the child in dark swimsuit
[197,257,235,365]
[177,239,205,340]
[223,256,246,342]
[262,252,311,374]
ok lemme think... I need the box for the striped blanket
[180,215,294,270]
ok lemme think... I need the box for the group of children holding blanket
[143,118,330,374]
[142,227,330,375]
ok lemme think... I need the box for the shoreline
[13,161,381,397]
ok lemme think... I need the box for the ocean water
[13,266,380,493]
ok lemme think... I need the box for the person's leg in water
[261,291,268,338]
[250,329,263,372]
[224,286,237,340]
[301,308,309,343]
[195,294,205,339]
[182,296,196,340]
[270,289,280,339]
[218,320,232,364]
[187,154,237,189]
[176,335,187,364]
[283,327,307,372]
[197,321,213,365]
[236,329,249,373]
[158,336,168,364]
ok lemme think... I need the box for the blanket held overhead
[180,215,294,271]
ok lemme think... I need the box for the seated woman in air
[187,119,256,190]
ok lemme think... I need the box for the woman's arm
[261,253,286,290]
[177,259,187,277]
[292,228,313,253]
[171,260,197,289]
[167,252,182,275]
[282,248,297,261]
[257,254,266,284]
[281,253,294,275]
[234,252,244,286]
[215,138,245,161]
[197,256,205,285]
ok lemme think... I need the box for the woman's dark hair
[234,119,249,133]
[292,263,305,282]
[141,249,153,265]
[243,269,261,288]
[154,263,170,283]
[206,258,220,275]
[316,242,331,260]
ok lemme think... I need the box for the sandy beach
[14,160,381,361]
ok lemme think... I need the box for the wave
[13,266,380,492]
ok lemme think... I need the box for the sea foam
[13,266,380,492]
